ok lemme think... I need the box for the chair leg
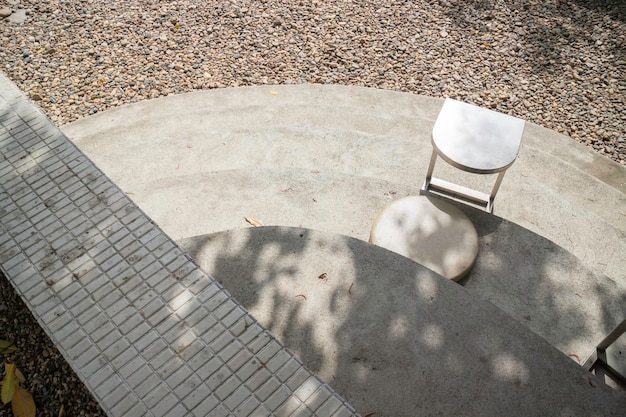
[584,319,626,390]
[597,319,626,350]
[422,149,438,191]
[487,171,507,213]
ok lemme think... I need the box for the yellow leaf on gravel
[1,363,17,405]
[245,216,264,227]
[14,367,25,383]
[269,91,278,95]
[0,340,18,355]
[12,387,36,417]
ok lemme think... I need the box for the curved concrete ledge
[178,226,626,416]
[165,185,624,362]
[62,84,626,359]
[62,85,626,282]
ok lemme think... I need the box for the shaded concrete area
[179,226,626,416]
[456,204,626,360]
[176,199,626,374]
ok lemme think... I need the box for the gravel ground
[1,0,625,415]
[1,272,106,417]
[0,0,625,162]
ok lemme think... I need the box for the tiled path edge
[0,74,357,416]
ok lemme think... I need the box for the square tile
[181,382,212,411]
[173,372,202,400]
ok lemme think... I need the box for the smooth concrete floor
[62,85,626,415]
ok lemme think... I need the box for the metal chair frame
[583,319,626,390]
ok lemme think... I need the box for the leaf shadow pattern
[178,217,626,416]
[457,203,626,358]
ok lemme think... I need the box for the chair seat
[370,196,478,282]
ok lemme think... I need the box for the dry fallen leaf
[587,376,597,387]
[318,273,328,281]
[245,216,264,227]
[2,363,17,405]
[14,367,25,384]
[269,90,278,95]
[567,353,581,363]
[12,387,36,417]
[0,340,18,355]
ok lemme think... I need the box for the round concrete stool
[370,196,478,282]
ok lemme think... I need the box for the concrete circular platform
[62,84,626,388]
[370,195,478,281]
[62,85,626,283]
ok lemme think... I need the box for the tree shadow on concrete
[458,203,626,358]
[178,211,626,416]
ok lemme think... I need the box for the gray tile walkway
[0,73,357,416]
